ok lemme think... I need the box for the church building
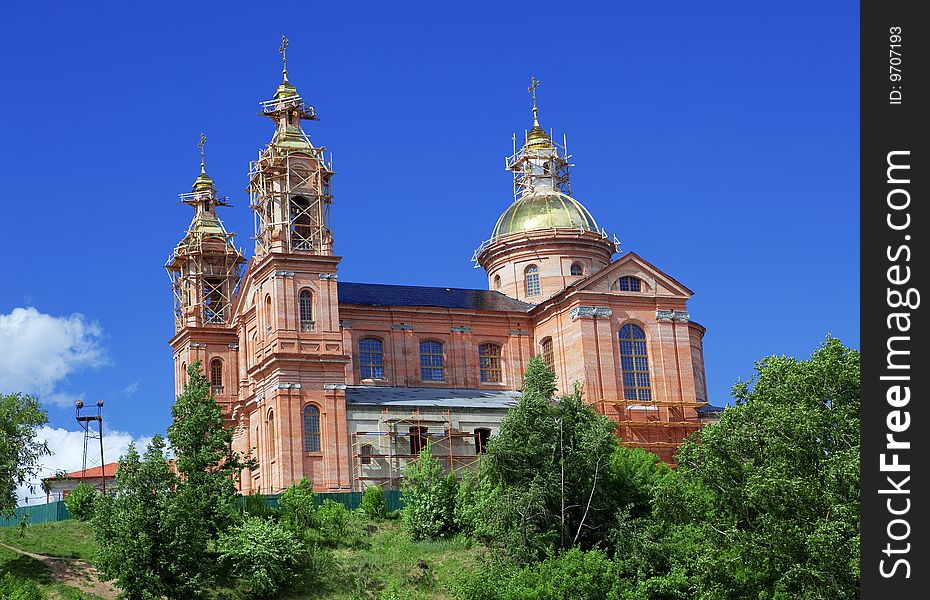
[167,41,710,494]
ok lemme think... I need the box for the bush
[279,478,316,532]
[64,482,98,521]
[360,484,386,520]
[402,443,458,539]
[315,499,350,544]
[0,572,44,600]
[241,492,279,520]
[455,548,616,600]
[218,516,306,597]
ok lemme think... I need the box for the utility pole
[76,399,106,495]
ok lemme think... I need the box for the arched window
[619,324,652,401]
[493,274,502,290]
[474,428,491,455]
[540,338,554,371]
[267,411,276,459]
[210,358,223,393]
[419,341,444,381]
[479,344,502,383]
[181,362,187,386]
[524,265,541,296]
[359,338,384,379]
[298,290,314,331]
[617,276,642,292]
[570,262,584,276]
[264,295,273,330]
[303,405,321,452]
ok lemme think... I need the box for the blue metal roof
[338,281,533,312]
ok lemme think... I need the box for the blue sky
[0,1,858,478]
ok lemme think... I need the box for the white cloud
[123,382,140,397]
[0,307,108,406]
[18,426,154,506]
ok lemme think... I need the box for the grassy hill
[0,519,482,599]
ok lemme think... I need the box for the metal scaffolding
[595,400,707,460]
[165,185,245,331]
[249,91,334,256]
[350,408,486,491]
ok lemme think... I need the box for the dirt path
[0,541,119,600]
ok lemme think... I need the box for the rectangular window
[474,428,491,455]
[541,338,554,371]
[409,426,428,456]
[420,341,445,382]
[479,344,502,383]
[359,338,385,379]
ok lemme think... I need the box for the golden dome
[491,191,599,240]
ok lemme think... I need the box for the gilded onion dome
[491,192,598,240]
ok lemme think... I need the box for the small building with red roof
[42,463,118,503]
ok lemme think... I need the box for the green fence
[2,491,404,528]
[0,501,72,528]
[238,490,405,513]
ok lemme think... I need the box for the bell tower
[232,37,350,494]
[167,135,245,405]
[249,36,335,257]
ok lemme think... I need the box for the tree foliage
[456,338,860,600]
[64,481,99,521]
[649,336,861,599]
[0,393,50,516]
[93,437,184,599]
[279,477,316,532]
[476,356,622,560]
[402,443,459,539]
[218,516,307,597]
[93,362,255,599]
[360,483,387,520]
[167,361,252,537]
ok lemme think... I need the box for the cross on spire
[528,76,541,126]
[198,133,207,173]
[279,35,289,77]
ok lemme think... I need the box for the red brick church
[167,43,712,494]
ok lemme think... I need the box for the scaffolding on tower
[249,91,334,256]
[165,184,245,331]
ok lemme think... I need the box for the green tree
[93,362,255,599]
[64,481,99,521]
[402,443,458,539]
[477,357,621,559]
[360,483,387,520]
[279,477,316,532]
[93,437,183,599]
[0,393,50,516]
[652,336,861,599]
[167,361,251,537]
